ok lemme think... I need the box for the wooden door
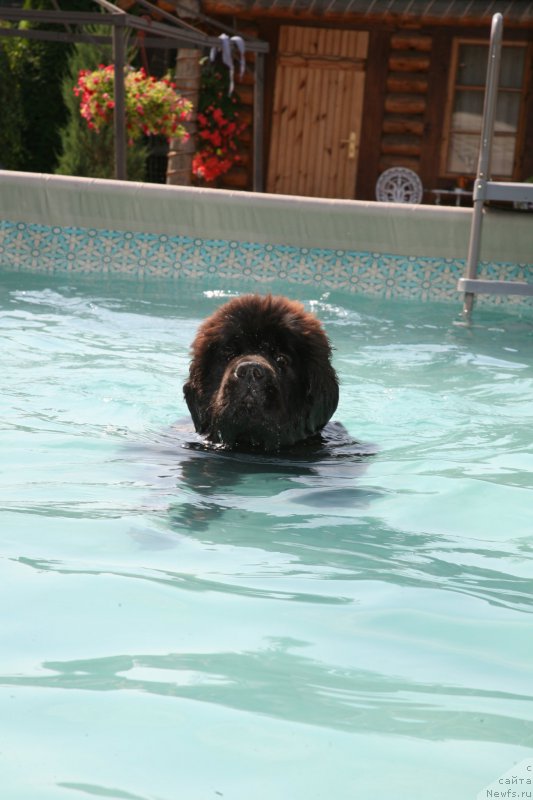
[267,27,369,199]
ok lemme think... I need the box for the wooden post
[166,0,200,186]
[166,48,201,185]
[113,21,127,181]
[253,52,265,193]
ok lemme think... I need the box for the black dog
[183,294,339,451]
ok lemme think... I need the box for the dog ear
[183,379,207,434]
[305,363,339,435]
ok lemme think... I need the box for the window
[443,42,528,178]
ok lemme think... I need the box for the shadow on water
[4,426,531,749]
[120,422,533,617]
[2,629,533,746]
[15,511,533,616]
[124,419,381,537]
[56,784,150,800]
[167,421,379,528]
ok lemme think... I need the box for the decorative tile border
[0,218,531,308]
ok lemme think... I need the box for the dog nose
[234,360,266,382]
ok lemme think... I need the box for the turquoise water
[1,272,532,800]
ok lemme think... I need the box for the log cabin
[198,0,533,204]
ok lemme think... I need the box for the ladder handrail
[462,12,504,319]
[459,13,533,319]
[473,180,533,204]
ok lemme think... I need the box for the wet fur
[183,294,339,451]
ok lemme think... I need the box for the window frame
[440,38,530,180]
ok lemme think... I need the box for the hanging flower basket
[192,59,248,185]
[74,65,192,145]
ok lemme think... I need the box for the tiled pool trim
[1,217,531,307]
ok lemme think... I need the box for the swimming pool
[1,170,532,312]
[1,268,532,799]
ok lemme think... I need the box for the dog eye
[275,354,289,368]
[220,348,234,362]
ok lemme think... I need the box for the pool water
[1,272,532,800]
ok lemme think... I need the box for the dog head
[183,294,339,451]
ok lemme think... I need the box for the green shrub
[0,35,25,169]
[55,31,147,180]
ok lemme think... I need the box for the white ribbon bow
[210,34,246,95]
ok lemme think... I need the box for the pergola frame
[0,0,268,187]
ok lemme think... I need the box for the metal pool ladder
[459,12,533,321]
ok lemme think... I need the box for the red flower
[194,98,247,179]
[74,64,192,144]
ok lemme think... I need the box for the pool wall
[1,170,532,307]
